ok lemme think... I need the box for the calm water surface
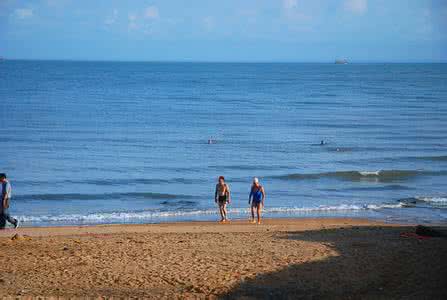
[1,61,446,226]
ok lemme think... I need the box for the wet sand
[0,218,446,299]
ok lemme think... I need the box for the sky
[1,0,446,62]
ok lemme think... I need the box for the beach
[1,218,446,299]
[1,0,446,298]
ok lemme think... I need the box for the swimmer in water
[215,176,231,222]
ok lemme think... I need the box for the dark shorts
[0,208,17,228]
[252,199,262,207]
[218,195,227,205]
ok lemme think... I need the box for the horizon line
[2,58,447,64]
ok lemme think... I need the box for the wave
[414,155,447,162]
[208,165,294,171]
[274,170,447,182]
[346,184,412,191]
[16,178,205,187]
[13,192,195,201]
[400,196,447,207]
[17,203,405,224]
[160,200,197,207]
[416,196,447,204]
[415,95,438,100]
[75,178,204,186]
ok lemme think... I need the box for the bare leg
[250,205,256,223]
[222,203,228,221]
[1,210,17,228]
[256,204,262,224]
[218,204,225,222]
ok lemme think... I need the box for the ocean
[1,60,446,226]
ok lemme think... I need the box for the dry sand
[0,218,446,299]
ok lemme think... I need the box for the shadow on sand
[220,226,447,300]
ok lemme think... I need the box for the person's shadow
[219,226,447,300]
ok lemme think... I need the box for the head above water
[0,173,6,181]
[218,176,225,184]
[253,177,259,185]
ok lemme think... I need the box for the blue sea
[1,61,447,226]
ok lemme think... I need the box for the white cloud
[344,0,368,15]
[144,6,159,19]
[14,8,33,19]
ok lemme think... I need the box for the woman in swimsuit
[249,177,265,224]
[215,176,231,222]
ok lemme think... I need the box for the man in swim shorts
[249,177,265,224]
[1,173,19,229]
[215,176,231,222]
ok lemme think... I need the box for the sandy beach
[1,218,446,299]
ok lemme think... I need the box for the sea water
[1,61,446,226]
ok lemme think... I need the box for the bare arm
[261,187,266,206]
[214,185,218,202]
[226,184,231,203]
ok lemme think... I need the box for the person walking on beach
[215,176,231,222]
[249,177,265,224]
[0,173,19,229]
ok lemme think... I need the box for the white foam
[359,171,381,176]
[415,196,447,204]
[364,203,404,209]
[16,203,405,224]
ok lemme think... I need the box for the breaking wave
[17,203,405,225]
[400,196,447,207]
[274,170,447,182]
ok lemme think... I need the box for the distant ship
[335,59,348,64]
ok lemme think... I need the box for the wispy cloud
[45,0,70,8]
[283,0,298,11]
[415,8,433,37]
[126,6,160,33]
[203,16,215,32]
[14,8,33,19]
[144,6,159,19]
[105,8,118,25]
[282,0,312,22]
[128,13,138,30]
[343,0,368,15]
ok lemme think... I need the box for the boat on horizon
[335,59,348,64]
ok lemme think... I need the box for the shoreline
[1,218,446,298]
[1,217,402,237]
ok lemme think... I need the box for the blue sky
[1,0,446,62]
